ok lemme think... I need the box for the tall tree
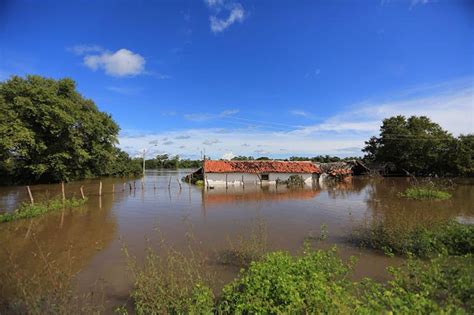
[363,115,472,176]
[0,75,139,183]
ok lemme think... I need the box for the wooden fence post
[26,186,34,205]
[112,184,115,193]
[61,182,65,203]
[225,174,228,189]
[80,186,85,200]
[99,181,102,196]
[168,176,172,189]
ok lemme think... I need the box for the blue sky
[1,0,473,159]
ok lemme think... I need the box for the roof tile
[203,160,321,174]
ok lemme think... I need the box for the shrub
[218,246,473,314]
[283,175,304,188]
[0,197,87,223]
[218,247,358,314]
[351,220,474,258]
[399,186,452,200]
[357,255,474,314]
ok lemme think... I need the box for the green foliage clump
[363,115,474,176]
[219,246,473,314]
[400,186,452,200]
[351,220,474,258]
[0,75,140,184]
[358,255,474,314]
[0,197,87,223]
[276,174,305,188]
[219,247,358,314]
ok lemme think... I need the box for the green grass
[400,186,452,200]
[0,197,87,223]
[351,219,474,258]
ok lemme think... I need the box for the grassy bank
[0,197,87,223]
[351,219,473,257]
[400,186,452,200]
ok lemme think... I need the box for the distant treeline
[230,155,359,163]
[144,154,201,169]
[0,75,142,184]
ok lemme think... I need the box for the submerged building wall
[204,172,315,186]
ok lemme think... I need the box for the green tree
[363,115,472,176]
[0,75,139,183]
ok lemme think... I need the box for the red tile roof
[203,160,321,174]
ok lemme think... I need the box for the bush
[351,220,474,258]
[0,197,87,223]
[218,246,473,314]
[358,255,474,314]
[218,247,358,314]
[400,186,452,200]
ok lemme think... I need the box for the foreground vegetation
[1,217,472,314]
[220,249,472,314]
[0,197,87,223]
[0,75,141,184]
[119,219,473,314]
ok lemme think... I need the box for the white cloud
[205,1,245,33]
[83,49,145,77]
[184,109,239,122]
[205,0,224,7]
[68,44,103,55]
[222,152,235,160]
[175,135,191,139]
[290,110,311,117]
[210,4,245,33]
[411,0,431,6]
[203,139,221,145]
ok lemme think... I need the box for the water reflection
[0,191,118,303]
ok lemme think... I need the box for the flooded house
[188,160,321,187]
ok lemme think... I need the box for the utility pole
[142,149,146,177]
[142,144,157,178]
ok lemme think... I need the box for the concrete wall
[205,172,315,186]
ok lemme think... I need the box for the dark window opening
[261,174,269,180]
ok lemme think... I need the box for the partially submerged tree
[363,115,473,176]
[0,75,140,183]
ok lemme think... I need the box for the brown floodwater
[0,170,473,313]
